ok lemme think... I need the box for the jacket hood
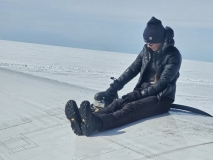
[162,26,175,51]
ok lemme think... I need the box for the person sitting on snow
[65,17,182,136]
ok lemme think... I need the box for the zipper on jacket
[136,51,151,88]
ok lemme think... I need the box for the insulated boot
[79,101,102,136]
[65,100,83,135]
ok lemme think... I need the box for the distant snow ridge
[0,61,118,91]
[2,62,213,85]
[0,62,113,76]
[179,78,213,84]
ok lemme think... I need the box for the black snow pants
[94,96,174,131]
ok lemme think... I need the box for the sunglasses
[146,43,153,46]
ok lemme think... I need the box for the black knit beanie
[143,17,166,43]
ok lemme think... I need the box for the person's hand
[121,90,143,105]
[105,86,117,99]
[141,82,151,89]
[133,82,151,92]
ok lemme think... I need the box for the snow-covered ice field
[1,40,213,114]
[0,40,213,160]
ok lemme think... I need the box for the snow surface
[1,40,213,114]
[0,40,213,159]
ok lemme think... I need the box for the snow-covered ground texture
[1,40,213,160]
[1,39,213,115]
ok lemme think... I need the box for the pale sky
[0,0,213,62]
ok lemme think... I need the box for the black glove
[141,82,151,90]
[133,82,151,91]
[121,90,143,105]
[105,86,117,99]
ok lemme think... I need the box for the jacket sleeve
[111,50,143,91]
[140,50,182,98]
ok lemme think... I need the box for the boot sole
[65,100,83,135]
[79,101,93,136]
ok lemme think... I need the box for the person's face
[146,43,163,51]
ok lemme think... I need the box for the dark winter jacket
[111,27,182,100]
